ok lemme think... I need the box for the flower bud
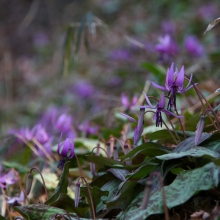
[106,142,111,157]
[26,173,33,196]
[113,146,118,160]
[75,181,81,207]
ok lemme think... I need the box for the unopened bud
[90,163,96,177]
[26,173,33,196]
[106,142,111,157]
[75,181,81,207]
[113,146,118,160]
[141,179,152,210]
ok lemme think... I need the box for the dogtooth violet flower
[6,191,24,206]
[141,92,183,127]
[184,35,205,57]
[151,63,195,110]
[121,107,145,145]
[57,133,74,170]
[155,35,178,57]
[121,93,138,110]
[0,169,18,190]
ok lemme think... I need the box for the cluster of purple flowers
[155,34,205,62]
[121,62,195,145]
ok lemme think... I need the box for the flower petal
[162,109,184,118]
[158,93,166,109]
[143,92,154,108]
[151,81,168,91]
[166,63,175,86]
[175,65,185,87]
[120,113,137,122]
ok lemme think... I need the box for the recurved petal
[151,81,168,91]
[162,109,184,118]
[120,113,137,122]
[166,62,175,86]
[143,92,154,108]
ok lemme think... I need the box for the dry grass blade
[204,17,220,34]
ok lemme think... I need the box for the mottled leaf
[120,142,169,160]
[157,147,220,160]
[174,133,212,153]
[14,204,69,220]
[107,168,130,181]
[86,155,124,168]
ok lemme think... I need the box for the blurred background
[0,0,220,134]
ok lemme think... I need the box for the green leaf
[1,161,29,173]
[147,130,185,143]
[0,215,6,220]
[62,25,74,76]
[117,162,220,220]
[173,134,212,153]
[85,155,124,169]
[141,62,166,81]
[120,142,170,160]
[107,168,130,181]
[45,161,69,205]
[14,204,69,220]
[50,193,90,217]
[80,186,109,213]
[107,181,137,210]
[156,147,220,160]
[126,164,156,179]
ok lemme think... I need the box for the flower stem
[29,167,48,200]
[78,176,96,220]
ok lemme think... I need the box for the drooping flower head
[57,134,75,170]
[184,35,205,57]
[141,92,183,127]
[152,63,196,110]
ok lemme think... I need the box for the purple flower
[141,92,183,127]
[10,127,33,141]
[109,49,132,62]
[78,121,99,137]
[73,80,94,98]
[0,170,18,190]
[198,3,218,20]
[155,35,178,56]
[57,134,74,170]
[32,124,49,145]
[151,63,195,110]
[55,113,73,133]
[75,181,80,207]
[184,36,205,57]
[121,94,138,110]
[121,107,145,145]
[6,191,24,206]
